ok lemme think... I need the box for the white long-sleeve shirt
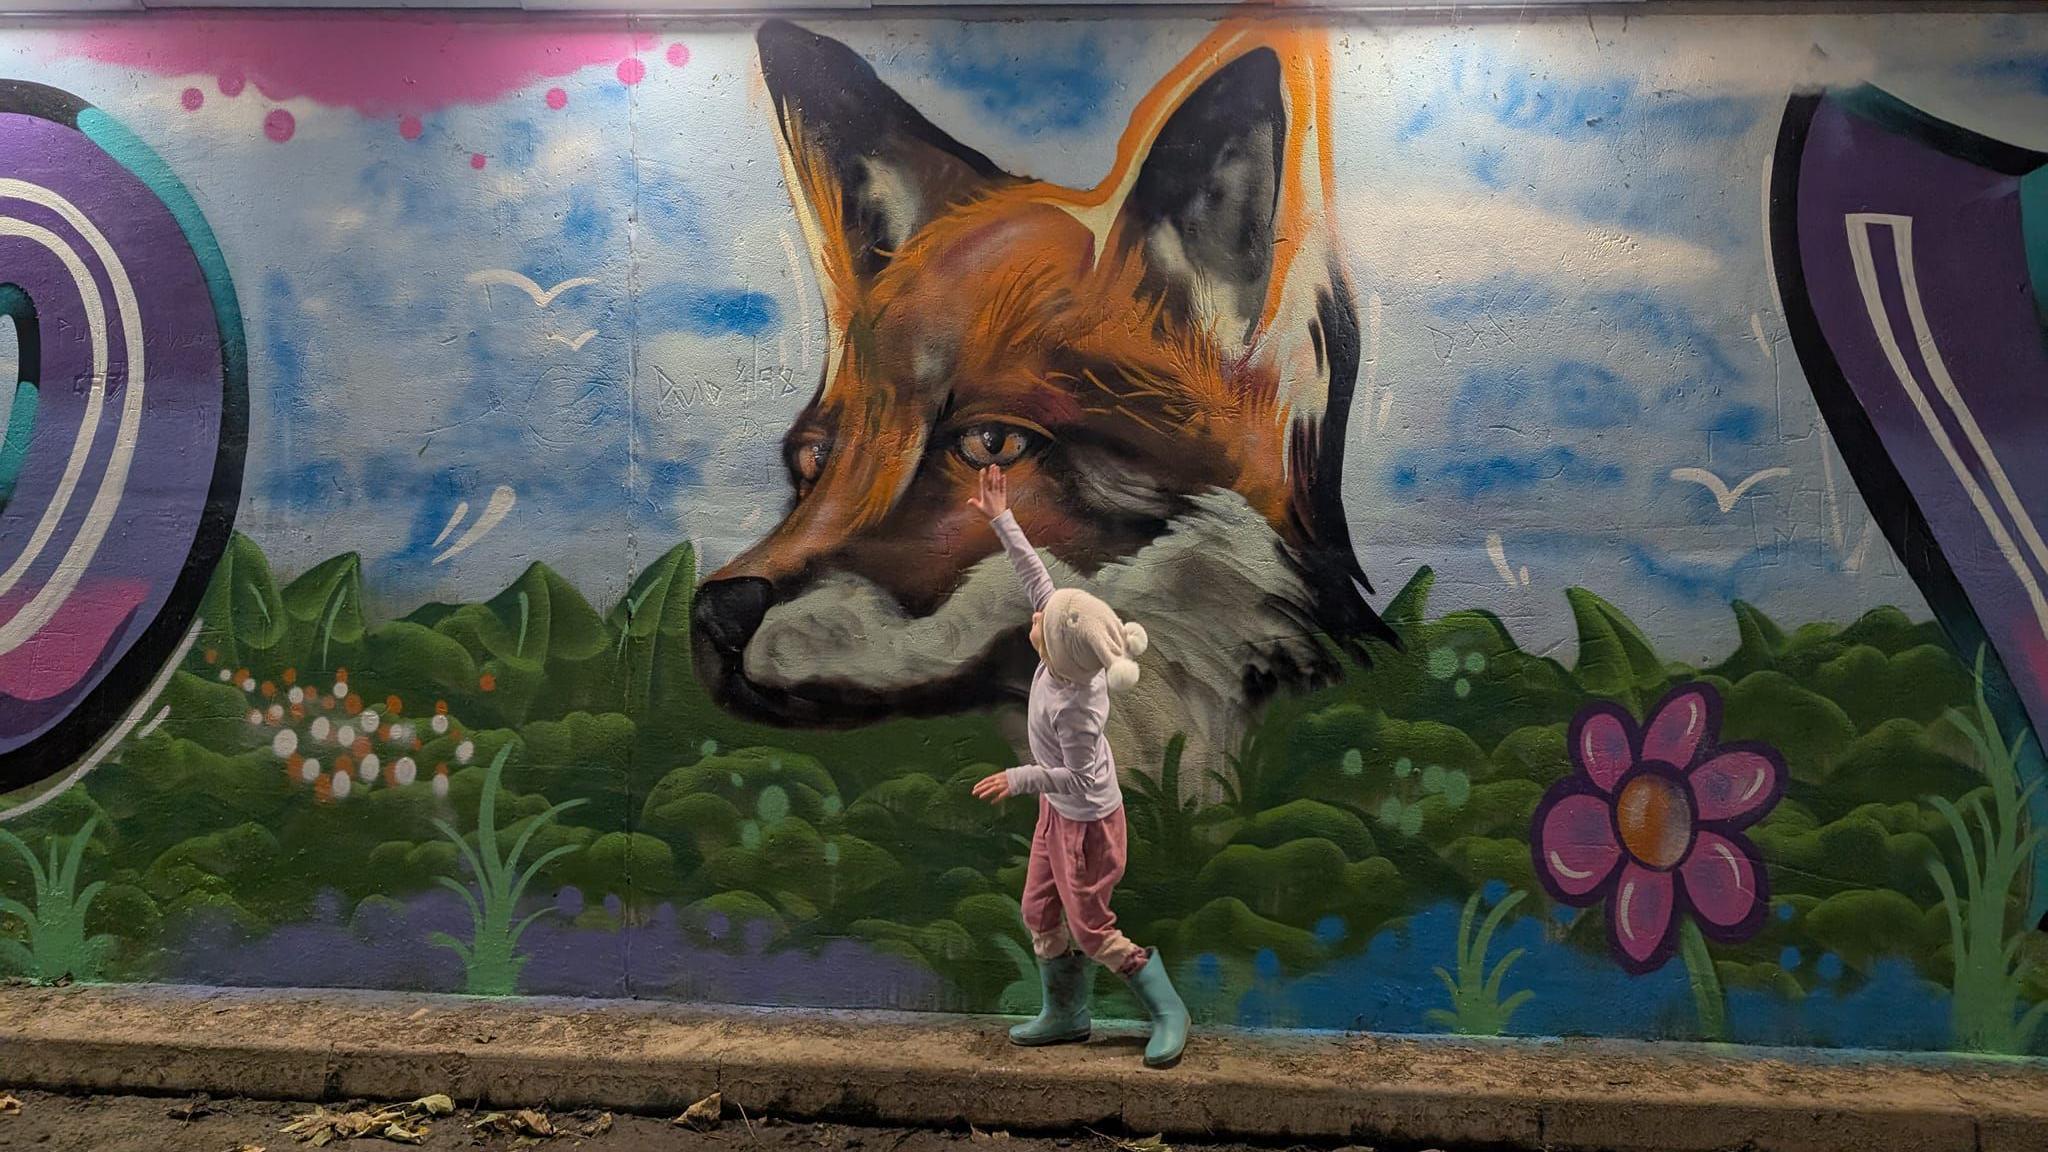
[992,511,1123,821]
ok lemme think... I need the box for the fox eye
[788,440,828,488]
[954,425,1040,469]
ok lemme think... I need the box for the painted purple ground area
[165,887,948,1009]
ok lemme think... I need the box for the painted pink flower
[1530,683,1785,974]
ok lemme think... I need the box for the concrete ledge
[3,984,2046,1152]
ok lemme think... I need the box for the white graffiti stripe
[0,216,107,602]
[1888,218,2048,591]
[0,618,198,823]
[1846,213,2048,647]
[433,485,516,564]
[0,177,146,657]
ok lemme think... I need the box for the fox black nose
[693,577,774,657]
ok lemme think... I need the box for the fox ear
[757,21,1013,296]
[1110,47,1286,349]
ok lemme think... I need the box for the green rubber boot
[1009,951,1092,1047]
[1124,951,1188,1068]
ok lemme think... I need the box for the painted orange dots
[260,681,277,699]
[234,668,250,683]
[335,754,354,776]
[345,693,363,715]
[203,648,218,664]
[385,695,403,715]
[291,704,306,720]
[321,695,335,710]
[313,774,332,803]
[435,700,449,715]
[479,673,497,693]
[282,668,297,685]
[286,753,303,775]
[352,738,372,758]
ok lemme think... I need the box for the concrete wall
[1,4,2046,1054]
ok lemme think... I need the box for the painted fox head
[693,19,1393,741]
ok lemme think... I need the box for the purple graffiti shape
[0,81,245,795]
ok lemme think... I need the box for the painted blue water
[1231,899,1962,1051]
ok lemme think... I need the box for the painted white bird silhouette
[466,269,598,309]
[1670,466,1791,513]
[546,329,598,352]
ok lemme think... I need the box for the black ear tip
[755,19,820,67]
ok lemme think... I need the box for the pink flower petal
[1643,685,1715,769]
[1679,830,1763,932]
[1536,791,1621,899]
[1689,748,1780,825]
[1609,862,1675,969]
[1572,705,1636,792]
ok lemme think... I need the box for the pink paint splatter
[616,57,645,87]
[666,43,690,68]
[470,152,487,170]
[545,87,567,110]
[180,87,203,111]
[263,108,296,143]
[49,16,654,119]
[398,114,423,141]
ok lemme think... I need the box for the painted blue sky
[16,8,2048,660]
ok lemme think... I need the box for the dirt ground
[0,1089,1483,1152]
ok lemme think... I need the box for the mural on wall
[0,7,2046,1056]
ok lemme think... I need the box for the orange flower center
[1616,772,1693,869]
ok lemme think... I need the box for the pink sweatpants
[1021,799,1147,975]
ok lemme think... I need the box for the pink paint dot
[217,69,244,98]
[398,114,423,141]
[666,43,691,68]
[545,87,567,111]
[180,87,203,111]
[263,108,295,143]
[616,57,646,86]
[470,152,487,170]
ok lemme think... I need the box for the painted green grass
[0,815,113,983]
[1930,651,2046,1054]
[430,743,587,996]
[1426,887,1532,1036]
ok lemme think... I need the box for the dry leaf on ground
[408,1094,455,1118]
[970,1127,1012,1143]
[583,1112,614,1136]
[472,1109,557,1138]
[281,1104,434,1146]
[1088,1130,1168,1152]
[676,1092,723,1131]
[0,1095,19,1117]
[228,1145,268,1152]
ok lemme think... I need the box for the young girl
[968,464,1189,1069]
